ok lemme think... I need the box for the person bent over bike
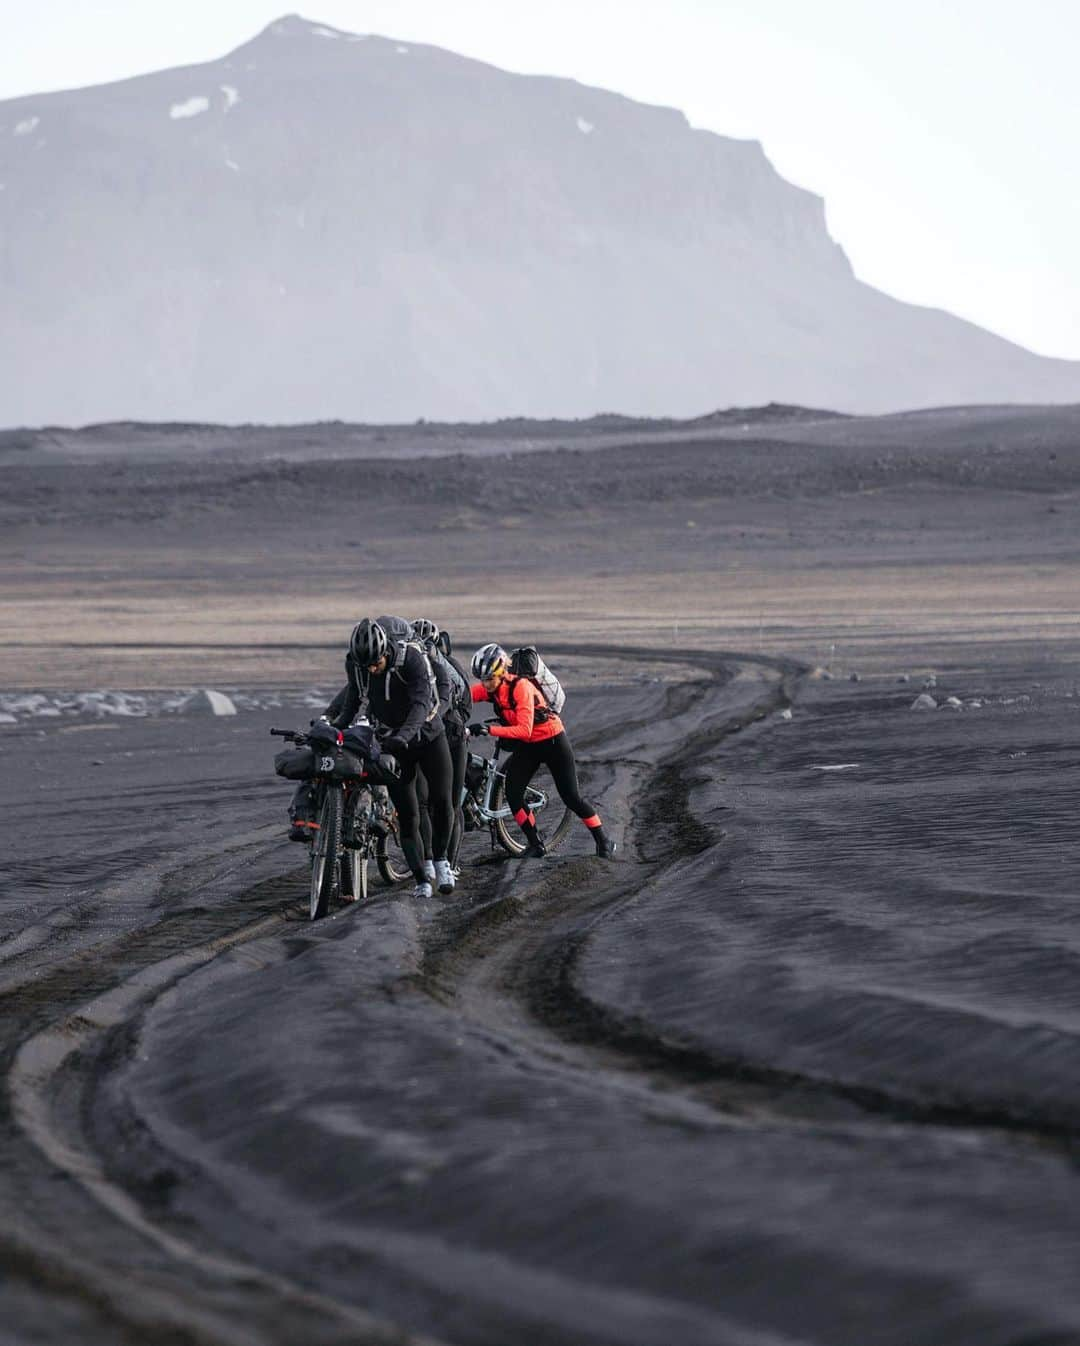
[469,643,616,860]
[324,618,456,899]
[372,613,443,890]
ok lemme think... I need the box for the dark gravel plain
[2,404,1080,1344]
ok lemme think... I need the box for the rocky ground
[1,404,1079,1344]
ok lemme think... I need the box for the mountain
[1,13,1078,426]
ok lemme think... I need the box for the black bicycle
[271,724,402,919]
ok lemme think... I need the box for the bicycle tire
[343,848,368,903]
[491,775,574,856]
[342,787,371,903]
[377,820,411,885]
[310,787,342,920]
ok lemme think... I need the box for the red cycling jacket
[471,676,563,743]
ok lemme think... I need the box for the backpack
[370,615,439,724]
[509,646,566,715]
[390,639,440,723]
[430,645,472,720]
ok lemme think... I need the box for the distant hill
[2,13,1079,426]
[0,400,846,460]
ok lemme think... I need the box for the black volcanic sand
[3,406,1080,1344]
[4,650,1080,1344]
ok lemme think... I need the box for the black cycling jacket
[325,642,442,745]
[376,613,450,726]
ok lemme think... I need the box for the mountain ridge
[1,13,1076,425]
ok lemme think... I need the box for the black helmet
[471,642,509,680]
[412,617,440,646]
[350,618,388,667]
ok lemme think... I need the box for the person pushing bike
[468,643,616,860]
[324,618,456,899]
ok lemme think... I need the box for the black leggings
[446,725,467,866]
[417,723,467,866]
[503,732,596,822]
[387,731,454,880]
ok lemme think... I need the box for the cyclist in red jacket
[468,643,616,859]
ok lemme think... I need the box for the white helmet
[471,643,509,680]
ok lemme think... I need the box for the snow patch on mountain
[576,116,595,135]
[396,45,409,54]
[170,96,210,121]
[14,117,40,136]
[220,85,241,110]
[311,25,340,39]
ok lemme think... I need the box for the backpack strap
[391,640,439,722]
[495,674,552,726]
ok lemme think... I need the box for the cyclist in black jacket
[371,614,449,888]
[325,618,455,899]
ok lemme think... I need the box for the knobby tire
[377,822,411,885]
[490,775,574,856]
[310,786,342,920]
[342,786,372,903]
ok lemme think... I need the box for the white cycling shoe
[433,859,456,895]
[412,880,433,900]
[423,860,437,882]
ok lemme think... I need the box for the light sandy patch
[3,558,1079,688]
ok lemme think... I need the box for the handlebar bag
[274,746,316,780]
[343,722,380,763]
[331,749,366,781]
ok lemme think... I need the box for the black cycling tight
[446,726,467,865]
[387,731,453,880]
[417,725,467,866]
[503,732,596,822]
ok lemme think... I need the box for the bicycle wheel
[491,774,574,856]
[341,788,371,904]
[310,787,342,920]
[343,847,368,903]
[376,818,411,885]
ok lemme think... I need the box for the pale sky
[3,0,1077,360]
